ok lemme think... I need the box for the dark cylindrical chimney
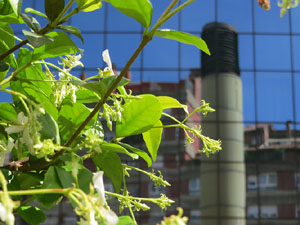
[201,22,240,77]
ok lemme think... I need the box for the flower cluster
[160,207,188,225]
[5,111,42,155]
[0,171,19,225]
[53,54,84,105]
[278,0,299,17]
[68,171,118,225]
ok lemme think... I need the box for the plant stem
[2,188,70,196]
[64,36,152,147]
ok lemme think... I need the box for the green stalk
[2,188,71,196]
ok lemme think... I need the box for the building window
[189,178,200,195]
[247,205,278,219]
[152,155,163,168]
[190,210,201,223]
[247,175,257,190]
[247,206,258,218]
[259,173,277,190]
[261,206,278,218]
[148,183,165,198]
[247,173,277,190]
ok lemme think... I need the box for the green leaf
[21,13,41,32]
[155,29,211,55]
[36,166,62,210]
[142,120,162,162]
[117,216,135,225]
[16,48,52,97]
[22,29,54,48]
[102,142,138,159]
[72,76,129,99]
[17,172,43,189]
[77,0,102,12]
[0,103,17,122]
[45,0,65,22]
[0,13,23,23]
[119,142,152,167]
[33,31,79,60]
[0,0,24,23]
[0,60,9,73]
[0,39,17,68]
[62,89,100,104]
[38,112,60,144]
[8,0,22,17]
[55,166,75,188]
[92,151,123,193]
[0,22,15,48]
[77,167,93,193]
[57,24,84,43]
[58,102,97,143]
[157,96,188,114]
[18,206,46,225]
[24,8,48,19]
[105,0,152,29]
[116,94,162,137]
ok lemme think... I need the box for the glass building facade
[2,0,300,224]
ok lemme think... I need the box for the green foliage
[116,94,162,137]
[155,29,210,55]
[0,0,222,224]
[92,151,123,193]
[142,120,162,162]
[44,0,65,22]
[18,206,46,225]
[105,0,152,29]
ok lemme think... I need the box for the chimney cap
[202,22,237,34]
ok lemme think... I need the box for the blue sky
[1,0,300,129]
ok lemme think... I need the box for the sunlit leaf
[157,96,188,114]
[77,0,102,12]
[116,94,162,137]
[105,0,152,28]
[24,8,48,19]
[142,120,162,162]
[155,29,210,55]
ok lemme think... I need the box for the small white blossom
[5,112,28,134]
[93,171,105,205]
[0,138,14,166]
[102,49,112,72]
[0,203,6,222]
[101,208,118,225]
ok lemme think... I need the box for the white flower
[101,208,118,225]
[0,203,6,222]
[102,49,112,72]
[5,112,28,134]
[0,201,15,225]
[0,138,14,166]
[93,171,105,205]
